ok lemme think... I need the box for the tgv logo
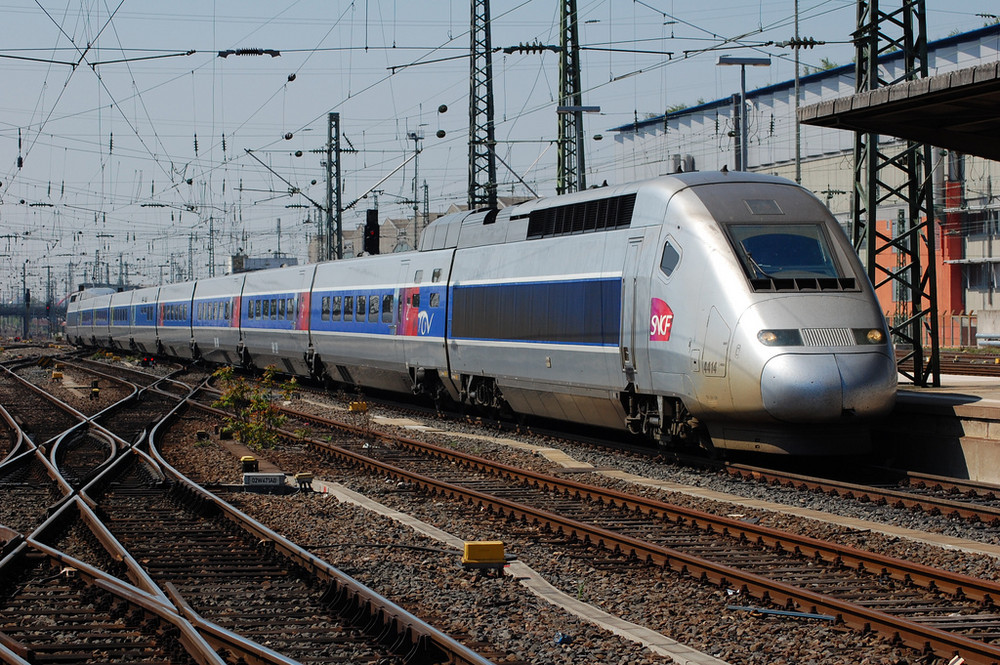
[417,310,434,336]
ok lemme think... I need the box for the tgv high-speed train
[67,171,897,454]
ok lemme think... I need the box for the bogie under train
[67,172,896,454]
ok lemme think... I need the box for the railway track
[0,549,206,665]
[89,453,494,665]
[0,362,86,447]
[11,349,1000,663]
[902,354,1000,377]
[0,357,503,665]
[187,394,1000,664]
[723,462,1000,528]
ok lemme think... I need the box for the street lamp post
[717,55,771,171]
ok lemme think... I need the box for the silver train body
[66,172,897,454]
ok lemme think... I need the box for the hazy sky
[0,1,992,301]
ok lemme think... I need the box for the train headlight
[757,329,802,346]
[853,328,886,345]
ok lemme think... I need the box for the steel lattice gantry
[557,0,585,195]
[468,0,497,211]
[851,0,939,387]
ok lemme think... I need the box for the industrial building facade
[612,24,1000,347]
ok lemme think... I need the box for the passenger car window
[270,299,277,320]
[278,298,286,319]
[382,295,393,323]
[332,296,342,319]
[321,296,330,321]
[287,298,295,320]
[356,296,366,320]
[414,270,423,283]
[429,292,440,307]
[660,241,680,277]
[344,296,354,320]
[432,268,442,282]
[369,295,379,321]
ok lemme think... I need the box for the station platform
[877,375,1000,484]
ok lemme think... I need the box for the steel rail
[0,363,88,446]
[154,397,498,665]
[188,400,1000,664]
[0,536,227,665]
[724,462,1000,524]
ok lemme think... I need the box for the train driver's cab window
[725,223,843,281]
[660,240,680,277]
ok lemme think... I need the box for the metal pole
[325,113,334,262]
[410,131,421,249]
[333,112,343,260]
[793,0,801,182]
[209,217,215,277]
[740,64,748,172]
[46,265,53,336]
[22,261,28,339]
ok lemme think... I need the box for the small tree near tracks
[212,365,293,450]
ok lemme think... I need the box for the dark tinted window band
[451,279,621,346]
[526,193,636,239]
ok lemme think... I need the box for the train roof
[418,171,801,251]
[68,287,116,303]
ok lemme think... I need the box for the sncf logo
[649,298,674,341]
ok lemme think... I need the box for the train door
[620,236,651,390]
[393,259,411,368]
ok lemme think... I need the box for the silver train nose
[760,352,897,422]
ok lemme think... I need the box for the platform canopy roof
[798,61,1000,161]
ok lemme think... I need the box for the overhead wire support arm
[0,49,195,68]
[243,148,327,213]
[89,50,196,66]
[343,152,417,213]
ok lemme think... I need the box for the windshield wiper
[740,242,774,279]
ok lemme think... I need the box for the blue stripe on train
[449,278,621,347]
